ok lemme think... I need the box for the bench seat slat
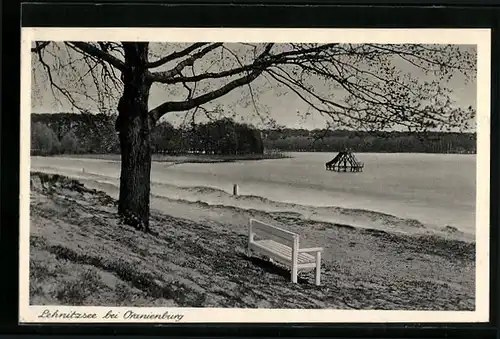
[297,263,317,269]
[254,239,315,264]
[249,242,292,265]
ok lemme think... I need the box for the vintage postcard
[20,27,491,323]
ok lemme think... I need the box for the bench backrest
[249,219,298,247]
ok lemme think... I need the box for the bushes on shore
[31,113,120,155]
[31,122,61,155]
[31,113,265,156]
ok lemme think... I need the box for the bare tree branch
[149,63,255,84]
[149,43,276,85]
[148,43,278,123]
[31,41,51,53]
[32,41,475,134]
[149,43,224,81]
[67,42,127,72]
[146,43,208,68]
[149,68,265,123]
[35,44,86,112]
[222,44,273,122]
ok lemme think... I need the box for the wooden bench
[247,218,324,286]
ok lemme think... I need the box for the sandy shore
[29,172,475,310]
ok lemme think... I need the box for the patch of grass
[45,244,207,306]
[54,269,102,305]
[106,259,207,306]
[30,251,61,299]
[29,264,47,297]
[412,235,475,261]
[115,282,137,304]
[30,235,48,249]
[31,172,94,196]
[30,260,55,281]
[32,172,81,187]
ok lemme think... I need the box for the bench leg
[315,252,321,286]
[291,264,298,283]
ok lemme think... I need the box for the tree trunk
[115,43,153,232]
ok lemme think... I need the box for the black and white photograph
[20,28,491,323]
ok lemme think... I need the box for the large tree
[31,41,476,232]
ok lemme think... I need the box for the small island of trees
[152,117,264,156]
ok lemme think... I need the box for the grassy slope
[29,172,475,310]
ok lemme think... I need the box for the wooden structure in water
[326,150,364,172]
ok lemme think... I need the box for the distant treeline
[261,129,476,154]
[31,113,119,155]
[31,113,476,156]
[31,113,264,156]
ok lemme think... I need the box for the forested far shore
[263,128,476,154]
[31,113,477,156]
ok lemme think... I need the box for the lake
[31,152,477,235]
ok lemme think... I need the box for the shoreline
[46,152,292,164]
[34,151,478,162]
[28,172,475,309]
[30,162,476,243]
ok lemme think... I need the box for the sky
[30,42,477,131]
